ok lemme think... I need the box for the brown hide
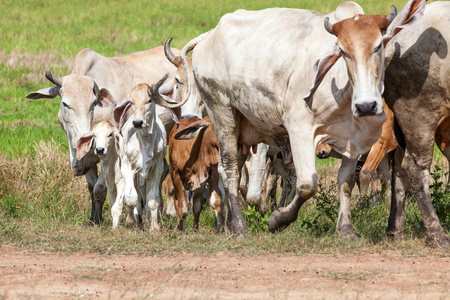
[168,116,222,231]
[359,101,398,193]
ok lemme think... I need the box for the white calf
[114,83,167,232]
[76,121,129,229]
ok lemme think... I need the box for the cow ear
[158,83,181,124]
[166,107,181,124]
[25,86,60,99]
[383,0,426,45]
[114,134,121,157]
[174,121,209,140]
[113,99,132,130]
[304,46,341,110]
[98,88,116,107]
[76,132,94,160]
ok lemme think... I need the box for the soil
[0,245,449,299]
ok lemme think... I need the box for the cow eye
[337,44,348,57]
[108,132,113,137]
[175,77,182,85]
[373,43,382,53]
[62,101,71,109]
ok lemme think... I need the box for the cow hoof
[426,232,450,248]
[337,226,358,242]
[267,207,297,233]
[386,228,406,241]
[230,221,248,238]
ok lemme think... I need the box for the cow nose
[317,150,328,159]
[133,120,143,128]
[95,147,105,155]
[355,101,377,117]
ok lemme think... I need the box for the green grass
[0,0,447,256]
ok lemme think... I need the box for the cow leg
[146,166,164,232]
[439,146,450,192]
[403,145,449,247]
[120,156,140,228]
[268,132,316,232]
[171,171,189,231]
[336,157,358,240]
[84,167,98,225]
[85,166,107,225]
[85,165,107,225]
[192,189,204,232]
[387,147,409,239]
[207,109,248,237]
[111,185,124,230]
[209,166,224,232]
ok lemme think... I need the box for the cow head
[157,37,203,119]
[113,83,155,131]
[26,70,116,175]
[315,143,333,159]
[76,121,121,160]
[304,0,426,118]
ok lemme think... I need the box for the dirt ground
[0,245,449,300]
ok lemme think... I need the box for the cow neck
[98,149,118,183]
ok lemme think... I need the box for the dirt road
[0,245,449,299]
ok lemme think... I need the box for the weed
[430,165,450,232]
[242,206,271,233]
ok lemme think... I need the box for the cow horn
[386,5,398,26]
[164,37,177,66]
[45,69,63,87]
[324,17,334,35]
[149,74,190,108]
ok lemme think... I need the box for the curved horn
[180,30,211,56]
[324,17,334,35]
[386,5,398,26]
[45,69,63,87]
[164,37,177,65]
[149,73,191,109]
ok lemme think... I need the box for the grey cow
[384,1,450,247]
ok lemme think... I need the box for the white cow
[113,83,168,231]
[75,121,130,229]
[151,0,426,237]
[26,46,180,224]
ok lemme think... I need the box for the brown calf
[168,116,223,231]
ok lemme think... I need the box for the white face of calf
[76,121,120,161]
[305,0,426,118]
[114,83,156,132]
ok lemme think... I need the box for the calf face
[114,83,157,131]
[76,121,120,161]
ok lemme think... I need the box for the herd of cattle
[25,0,450,247]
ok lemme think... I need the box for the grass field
[0,0,448,258]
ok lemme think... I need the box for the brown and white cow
[26,46,180,224]
[155,0,425,238]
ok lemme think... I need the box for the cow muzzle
[133,120,144,128]
[95,147,105,155]
[355,101,377,117]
